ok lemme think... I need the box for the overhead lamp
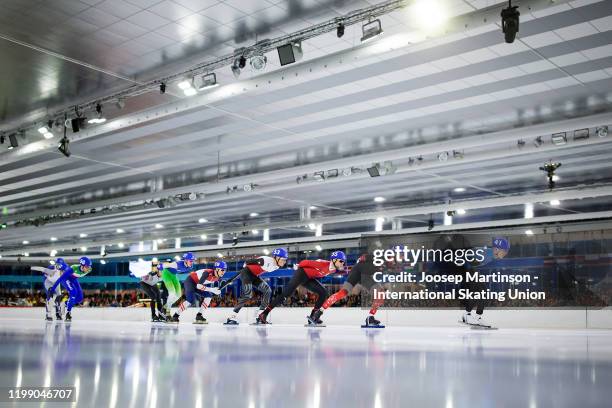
[501,0,520,44]
[277,41,303,66]
[70,117,86,133]
[367,161,396,177]
[596,126,608,138]
[116,228,125,233]
[309,206,317,210]
[360,19,383,43]
[551,132,567,145]
[375,217,385,232]
[38,120,54,139]
[313,171,325,181]
[50,237,57,241]
[80,233,88,238]
[232,55,247,78]
[453,187,466,193]
[413,0,449,31]
[550,199,561,206]
[337,22,345,38]
[200,234,207,240]
[573,128,589,140]
[524,203,534,219]
[100,259,107,265]
[315,245,323,251]
[250,53,267,71]
[250,212,259,217]
[525,229,534,236]
[251,229,259,235]
[117,242,124,248]
[216,253,223,258]
[456,209,466,215]
[155,223,163,229]
[533,136,543,147]
[88,103,106,124]
[198,218,208,223]
[22,240,29,244]
[263,248,270,255]
[197,73,218,91]
[58,136,70,157]
[326,169,339,178]
[178,78,197,96]
[539,161,561,190]
[80,246,87,252]
[8,133,18,149]
[374,196,386,203]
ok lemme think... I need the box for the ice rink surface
[1,318,612,408]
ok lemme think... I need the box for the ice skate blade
[223,322,239,326]
[469,325,497,330]
[304,324,326,327]
[250,322,271,326]
[193,321,208,325]
[361,324,385,328]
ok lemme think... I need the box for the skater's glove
[207,287,221,295]
[293,264,298,270]
[196,284,205,290]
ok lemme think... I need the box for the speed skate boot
[194,313,207,324]
[254,312,270,325]
[307,309,324,326]
[65,312,72,322]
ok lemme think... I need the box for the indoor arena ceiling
[1,0,612,259]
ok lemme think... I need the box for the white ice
[1,316,611,408]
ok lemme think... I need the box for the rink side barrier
[1,307,611,329]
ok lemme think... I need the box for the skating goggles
[80,265,92,272]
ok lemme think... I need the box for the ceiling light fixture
[501,0,520,44]
[374,196,386,203]
[277,41,303,66]
[551,132,567,145]
[250,53,267,71]
[596,126,608,138]
[197,72,218,90]
[337,22,345,38]
[178,78,197,96]
[360,19,383,43]
[88,103,106,124]
[8,134,18,149]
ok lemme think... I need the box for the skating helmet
[55,257,67,269]
[183,252,196,262]
[214,260,227,271]
[272,247,288,259]
[492,238,510,251]
[79,256,92,267]
[330,251,347,262]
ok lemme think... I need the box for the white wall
[1,307,611,329]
